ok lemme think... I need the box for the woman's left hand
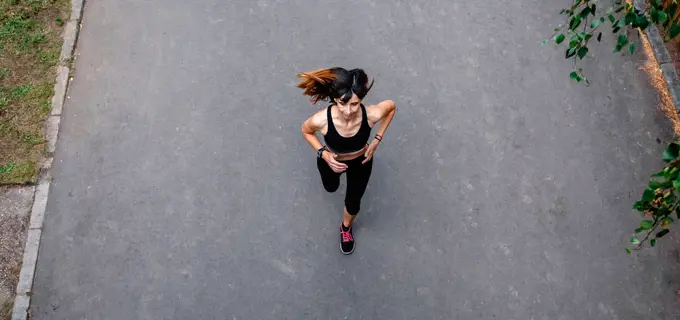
[362,139,380,164]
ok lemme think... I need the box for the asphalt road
[31,0,680,319]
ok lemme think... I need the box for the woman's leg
[317,157,341,192]
[343,157,373,226]
[338,157,373,254]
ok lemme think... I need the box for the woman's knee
[345,198,361,215]
[323,181,340,193]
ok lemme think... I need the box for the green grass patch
[0,160,36,184]
[0,0,69,184]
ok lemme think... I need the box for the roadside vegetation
[0,0,69,184]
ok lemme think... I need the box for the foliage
[547,0,680,84]
[628,141,680,251]
[548,2,680,251]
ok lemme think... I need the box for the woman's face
[335,93,362,121]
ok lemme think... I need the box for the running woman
[298,67,396,254]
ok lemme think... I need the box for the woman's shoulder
[307,107,329,128]
[365,100,395,121]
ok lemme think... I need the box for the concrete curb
[644,25,680,109]
[10,0,84,319]
[634,1,680,110]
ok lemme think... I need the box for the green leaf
[673,180,680,191]
[649,180,671,189]
[617,19,626,28]
[658,10,668,24]
[570,16,582,30]
[651,239,657,247]
[657,229,670,238]
[633,201,647,211]
[617,34,628,46]
[651,169,666,178]
[641,220,654,230]
[636,15,650,29]
[609,14,616,23]
[635,227,645,233]
[652,8,661,24]
[670,24,680,40]
[663,143,680,162]
[615,6,625,13]
[580,7,592,18]
[625,247,632,254]
[569,39,580,49]
[629,43,636,54]
[643,188,655,202]
[577,47,589,59]
[591,4,596,15]
[591,19,601,29]
[566,48,577,59]
[569,71,582,82]
[613,26,621,33]
[631,236,641,245]
[597,32,602,42]
[555,34,565,44]
[625,12,636,25]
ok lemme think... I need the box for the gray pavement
[31,0,680,319]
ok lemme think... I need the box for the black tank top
[323,104,372,153]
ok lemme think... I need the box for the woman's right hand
[323,151,348,173]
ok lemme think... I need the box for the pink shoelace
[341,229,353,242]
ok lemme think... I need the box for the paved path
[31,0,680,319]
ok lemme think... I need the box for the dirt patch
[0,186,34,320]
[641,32,680,135]
[0,0,70,184]
[0,299,11,320]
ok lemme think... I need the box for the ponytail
[296,68,337,104]
[296,67,373,105]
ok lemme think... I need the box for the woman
[299,67,396,254]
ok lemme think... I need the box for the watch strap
[317,146,327,158]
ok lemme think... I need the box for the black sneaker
[340,222,355,255]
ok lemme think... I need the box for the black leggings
[317,155,373,216]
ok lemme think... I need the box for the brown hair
[296,67,373,104]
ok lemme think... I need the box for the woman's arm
[301,111,326,152]
[371,100,396,138]
[363,100,396,164]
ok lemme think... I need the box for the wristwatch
[317,146,327,158]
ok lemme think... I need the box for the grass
[0,0,69,184]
